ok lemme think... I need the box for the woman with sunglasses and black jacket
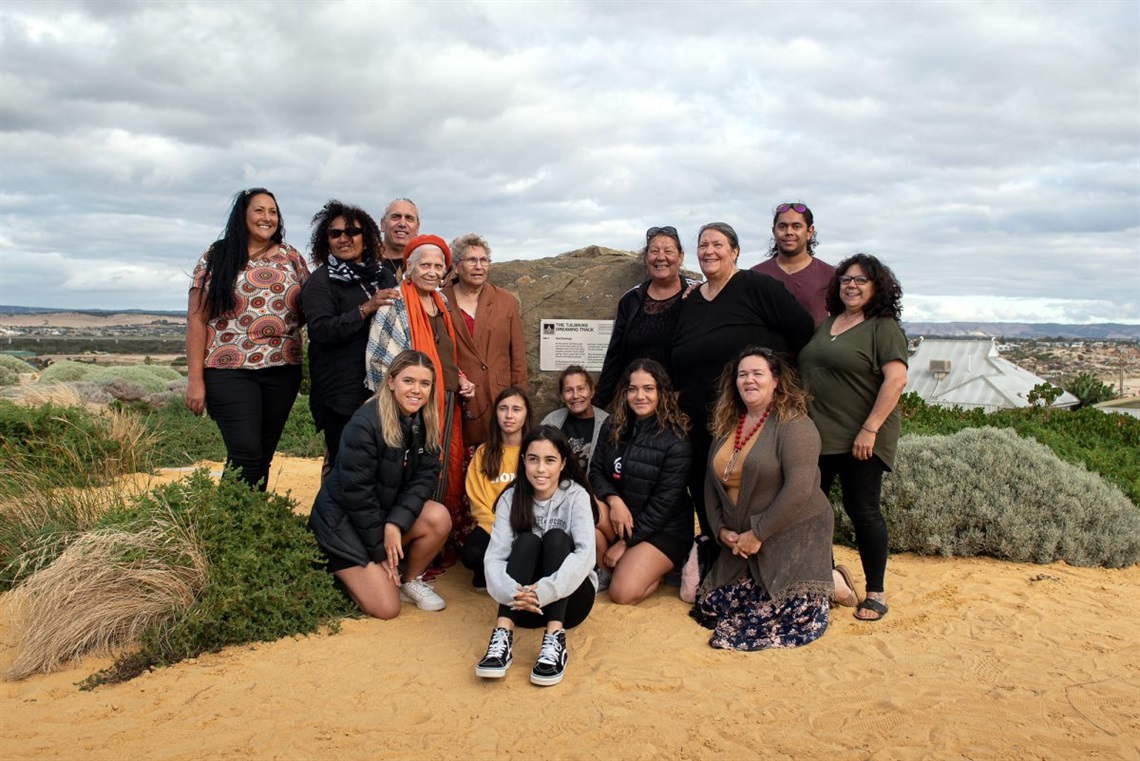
[302,200,400,468]
[594,225,696,410]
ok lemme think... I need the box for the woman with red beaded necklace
[690,346,834,651]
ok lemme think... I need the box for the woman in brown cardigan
[691,346,834,650]
[443,233,529,449]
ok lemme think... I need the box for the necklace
[722,406,771,481]
[830,312,864,341]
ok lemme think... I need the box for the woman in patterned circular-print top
[185,187,309,490]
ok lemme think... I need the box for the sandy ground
[2,456,1138,761]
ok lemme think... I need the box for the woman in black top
[589,359,693,605]
[301,200,400,466]
[671,222,814,537]
[595,226,695,409]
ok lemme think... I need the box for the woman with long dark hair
[185,188,308,490]
[589,359,693,604]
[461,386,533,589]
[475,426,598,687]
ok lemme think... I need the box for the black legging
[498,529,594,629]
[819,452,888,593]
[462,526,491,587]
[204,364,302,491]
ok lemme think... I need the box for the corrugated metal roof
[904,338,1079,412]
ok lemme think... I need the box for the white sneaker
[400,575,446,611]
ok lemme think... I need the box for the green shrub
[0,367,17,387]
[883,427,1140,568]
[88,366,176,394]
[900,393,1140,505]
[37,360,95,384]
[82,471,356,687]
[0,400,126,489]
[0,355,35,374]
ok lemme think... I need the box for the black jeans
[204,365,302,491]
[498,530,594,629]
[819,452,888,593]
[462,526,491,587]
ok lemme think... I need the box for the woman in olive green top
[798,254,908,622]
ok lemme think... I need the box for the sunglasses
[646,225,678,241]
[328,226,363,239]
[776,203,809,214]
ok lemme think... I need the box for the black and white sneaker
[475,627,513,678]
[529,629,567,686]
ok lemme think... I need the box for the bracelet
[861,424,878,434]
[358,305,366,320]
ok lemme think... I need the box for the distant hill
[902,322,1139,340]
[1,305,1136,341]
[0,306,185,317]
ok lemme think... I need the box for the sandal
[832,565,860,608]
[854,597,888,622]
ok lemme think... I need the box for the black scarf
[327,257,383,294]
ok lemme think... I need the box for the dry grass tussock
[5,509,207,680]
[0,383,87,408]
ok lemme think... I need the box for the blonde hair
[709,346,808,440]
[375,350,441,451]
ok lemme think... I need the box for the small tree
[1067,372,1115,407]
[1027,382,1062,421]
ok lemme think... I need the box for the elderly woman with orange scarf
[365,234,476,568]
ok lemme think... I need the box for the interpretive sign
[539,319,613,372]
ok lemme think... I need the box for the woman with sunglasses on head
[309,349,451,617]
[185,188,309,490]
[594,226,697,409]
[475,426,598,687]
[691,346,834,650]
[671,222,815,539]
[589,359,692,605]
[302,201,401,468]
[798,254,908,622]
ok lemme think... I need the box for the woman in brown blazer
[443,233,529,449]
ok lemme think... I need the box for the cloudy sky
[1,0,1137,324]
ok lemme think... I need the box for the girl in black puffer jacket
[589,359,693,605]
[309,350,451,619]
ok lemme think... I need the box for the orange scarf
[401,279,457,423]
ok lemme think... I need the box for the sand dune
[2,457,1138,760]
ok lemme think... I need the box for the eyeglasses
[328,227,363,239]
[460,257,491,267]
[646,226,678,241]
[838,275,869,286]
[776,203,809,214]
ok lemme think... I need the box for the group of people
[186,191,908,687]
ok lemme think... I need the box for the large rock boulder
[488,245,644,418]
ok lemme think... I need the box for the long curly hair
[709,346,808,439]
[509,426,597,533]
[308,200,383,267]
[824,253,904,320]
[481,386,533,480]
[202,188,285,319]
[606,359,689,446]
[374,350,441,451]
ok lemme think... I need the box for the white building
[904,338,1079,413]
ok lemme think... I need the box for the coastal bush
[88,365,179,395]
[899,393,1140,505]
[37,360,96,384]
[0,355,36,375]
[882,427,1140,567]
[80,471,355,687]
[0,367,16,386]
